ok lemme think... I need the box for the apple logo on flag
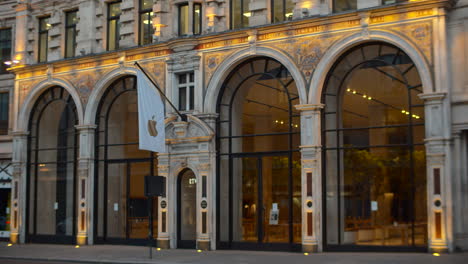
[148,115,158,137]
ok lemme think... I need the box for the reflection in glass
[333,0,357,13]
[180,170,197,241]
[323,43,427,247]
[28,87,77,240]
[107,2,121,51]
[96,76,158,242]
[139,0,154,45]
[218,57,301,248]
[179,4,189,35]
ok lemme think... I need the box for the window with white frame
[177,72,195,111]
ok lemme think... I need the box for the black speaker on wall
[145,175,166,197]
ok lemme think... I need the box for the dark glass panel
[194,4,201,35]
[179,4,189,35]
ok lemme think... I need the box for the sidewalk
[1,242,467,264]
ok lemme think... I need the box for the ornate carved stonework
[262,34,343,82]
[388,22,433,64]
[18,79,44,105]
[138,60,166,88]
[204,50,235,87]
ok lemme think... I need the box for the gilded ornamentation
[204,50,235,86]
[263,34,342,82]
[388,22,433,64]
[18,79,44,106]
[139,61,165,88]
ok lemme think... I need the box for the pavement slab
[0,242,467,264]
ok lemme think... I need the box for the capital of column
[418,92,446,104]
[11,131,29,139]
[75,124,97,132]
[295,104,324,112]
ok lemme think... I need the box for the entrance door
[104,161,157,244]
[177,169,197,248]
[231,155,298,250]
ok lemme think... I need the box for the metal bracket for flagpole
[135,61,187,122]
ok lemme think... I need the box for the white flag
[137,70,165,153]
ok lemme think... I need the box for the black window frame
[139,0,154,45]
[230,0,249,30]
[0,92,9,135]
[0,28,12,73]
[178,3,202,36]
[193,3,202,35]
[271,0,294,23]
[107,1,122,51]
[38,16,50,63]
[65,10,78,58]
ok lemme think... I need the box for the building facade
[0,0,467,253]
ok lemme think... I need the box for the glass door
[231,155,296,249]
[178,169,197,248]
[105,161,157,243]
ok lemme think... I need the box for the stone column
[9,131,28,244]
[419,92,452,253]
[157,153,170,249]
[197,162,211,250]
[75,125,96,245]
[295,104,323,252]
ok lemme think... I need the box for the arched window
[322,43,427,248]
[217,57,301,250]
[94,76,158,244]
[27,86,78,243]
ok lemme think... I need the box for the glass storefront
[322,43,427,249]
[0,161,11,239]
[95,76,158,244]
[27,87,78,243]
[217,57,301,251]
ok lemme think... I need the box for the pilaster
[157,153,170,249]
[75,124,97,245]
[9,131,28,244]
[295,104,323,252]
[419,92,452,253]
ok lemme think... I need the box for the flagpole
[135,61,187,121]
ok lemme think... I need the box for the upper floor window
[0,28,11,73]
[178,3,202,36]
[177,72,194,111]
[271,0,294,23]
[334,0,406,13]
[139,0,154,45]
[107,1,121,51]
[38,17,50,62]
[333,0,356,13]
[65,10,78,58]
[231,0,249,29]
[0,92,8,135]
